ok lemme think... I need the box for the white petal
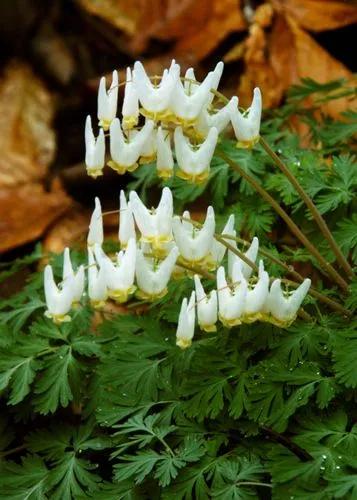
[87,197,104,247]
[119,190,136,246]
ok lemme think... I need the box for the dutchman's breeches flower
[131,122,157,164]
[97,70,118,130]
[174,126,218,183]
[210,214,235,267]
[87,197,104,248]
[195,96,238,139]
[122,67,139,130]
[135,246,179,300]
[194,275,218,332]
[172,206,215,266]
[156,126,174,179]
[87,247,107,308]
[109,118,154,174]
[243,260,269,322]
[176,291,196,349]
[44,265,74,324]
[119,190,136,248]
[217,264,248,328]
[228,235,259,280]
[263,278,311,327]
[229,87,262,148]
[85,116,105,178]
[129,187,173,253]
[62,248,85,305]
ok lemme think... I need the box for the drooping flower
[194,275,217,332]
[62,248,85,305]
[97,70,118,130]
[135,245,179,300]
[229,87,262,148]
[174,126,218,183]
[263,278,311,326]
[172,206,215,265]
[217,263,248,328]
[87,247,107,309]
[87,197,104,248]
[131,120,157,163]
[228,235,259,280]
[243,260,269,322]
[210,214,235,267]
[122,67,139,130]
[156,126,174,179]
[44,265,74,324]
[109,118,155,174]
[129,187,173,252]
[195,96,238,138]
[84,116,105,178]
[119,190,136,248]
[176,291,196,349]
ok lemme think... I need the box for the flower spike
[85,116,105,178]
[194,275,217,332]
[230,87,262,148]
[87,197,104,248]
[176,291,196,349]
[97,70,118,130]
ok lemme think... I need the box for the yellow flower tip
[45,311,71,324]
[200,324,217,333]
[135,288,168,302]
[108,286,136,304]
[139,154,157,165]
[242,312,264,324]
[107,160,128,175]
[176,169,209,185]
[87,169,104,179]
[122,116,138,130]
[98,119,111,131]
[235,135,260,149]
[71,302,81,310]
[218,315,242,329]
[140,108,172,122]
[90,299,107,310]
[177,255,212,271]
[176,337,192,349]
[157,168,173,180]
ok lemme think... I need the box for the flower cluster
[44,188,311,344]
[85,61,262,183]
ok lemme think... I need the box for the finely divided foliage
[0,72,356,499]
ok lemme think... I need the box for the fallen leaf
[0,180,71,253]
[0,62,55,187]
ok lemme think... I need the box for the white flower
[135,246,179,300]
[84,116,105,178]
[130,120,157,163]
[44,265,73,323]
[170,62,223,124]
[119,190,136,248]
[217,263,248,327]
[206,61,224,106]
[174,126,218,183]
[194,275,217,332]
[183,67,196,93]
[133,60,179,118]
[87,197,104,248]
[172,206,215,264]
[129,187,173,251]
[97,238,137,303]
[210,214,235,267]
[243,260,269,321]
[97,70,118,130]
[87,247,107,308]
[176,291,196,349]
[264,278,311,326]
[62,248,85,304]
[195,96,238,138]
[109,118,154,174]
[156,126,174,179]
[228,235,259,280]
[122,67,139,130]
[229,87,262,148]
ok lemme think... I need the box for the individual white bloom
[62,248,85,304]
[44,265,73,323]
[97,238,137,303]
[243,260,269,322]
[229,87,262,148]
[172,206,215,264]
[176,291,196,349]
[264,278,311,326]
[129,187,173,251]
[184,67,197,93]
[87,197,104,248]
[119,190,136,248]
[156,126,174,179]
[87,247,107,308]
[130,120,157,163]
[170,63,223,124]
[195,96,238,138]
[228,235,259,280]
[133,60,179,118]
[194,275,217,332]
[84,115,105,178]
[122,67,139,130]
[206,61,224,106]
[210,214,235,267]
[135,246,179,300]
[109,118,154,174]
[97,70,118,130]
[217,263,248,328]
[174,126,218,183]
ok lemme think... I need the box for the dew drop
[336,465,341,470]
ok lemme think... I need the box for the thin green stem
[216,149,349,292]
[236,482,272,488]
[259,136,353,279]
